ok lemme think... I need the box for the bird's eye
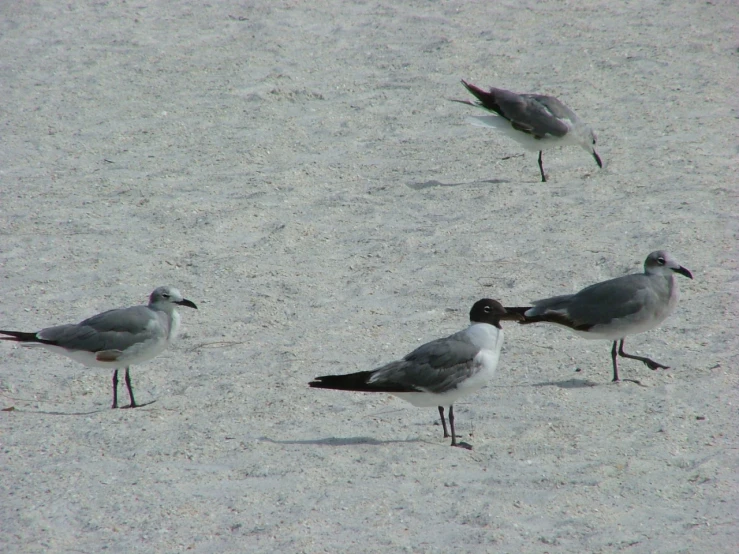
[162,293,170,298]
[484,306,491,313]
[657,257,665,265]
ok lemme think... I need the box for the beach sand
[1,1,737,552]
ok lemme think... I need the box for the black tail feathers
[309,371,376,392]
[502,307,541,324]
[0,330,40,342]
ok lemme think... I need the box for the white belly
[26,338,170,369]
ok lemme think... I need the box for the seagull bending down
[454,80,602,182]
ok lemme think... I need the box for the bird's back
[34,305,168,354]
[524,273,676,339]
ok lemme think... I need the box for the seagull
[309,299,522,449]
[0,286,198,408]
[453,80,603,182]
[505,251,693,382]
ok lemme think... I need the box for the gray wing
[37,306,163,353]
[495,90,571,138]
[533,275,656,328]
[526,94,579,123]
[370,335,481,394]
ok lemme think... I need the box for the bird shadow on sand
[258,436,423,447]
[531,378,600,389]
[532,378,649,388]
[407,178,508,190]
[7,399,158,415]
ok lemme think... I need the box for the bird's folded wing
[502,93,571,138]
[562,276,655,326]
[370,337,480,394]
[37,322,155,353]
[79,306,157,334]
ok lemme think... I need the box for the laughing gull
[0,286,198,408]
[310,299,522,449]
[453,80,602,182]
[506,251,693,382]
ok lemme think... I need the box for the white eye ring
[657,257,665,265]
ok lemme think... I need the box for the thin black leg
[618,339,669,371]
[124,366,137,408]
[438,406,449,438]
[448,405,472,450]
[448,405,457,446]
[538,151,547,182]
[112,369,119,409]
[610,341,620,382]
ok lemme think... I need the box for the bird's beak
[176,298,198,309]
[592,150,603,168]
[674,266,693,280]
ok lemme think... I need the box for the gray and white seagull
[1,286,198,408]
[506,251,693,382]
[454,80,603,182]
[310,299,522,449]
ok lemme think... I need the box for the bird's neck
[150,304,180,340]
[667,273,679,304]
[466,322,503,351]
[168,309,181,340]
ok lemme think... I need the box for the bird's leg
[448,405,457,446]
[610,341,620,382]
[124,366,138,408]
[448,405,472,450]
[111,369,119,409]
[438,406,450,438]
[538,151,547,182]
[618,339,669,371]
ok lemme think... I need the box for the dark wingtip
[0,330,39,342]
[308,372,371,391]
[451,80,480,107]
[593,150,603,168]
[460,79,485,97]
[503,306,532,314]
[500,310,526,322]
[502,307,536,324]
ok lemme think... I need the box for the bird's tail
[460,80,503,114]
[0,330,40,342]
[449,97,479,107]
[503,307,590,331]
[309,371,378,392]
[309,371,414,394]
[501,307,544,325]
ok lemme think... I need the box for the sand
[1,1,737,552]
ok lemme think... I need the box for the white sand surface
[1,1,737,552]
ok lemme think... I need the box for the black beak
[592,150,603,168]
[674,266,693,280]
[176,298,198,309]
